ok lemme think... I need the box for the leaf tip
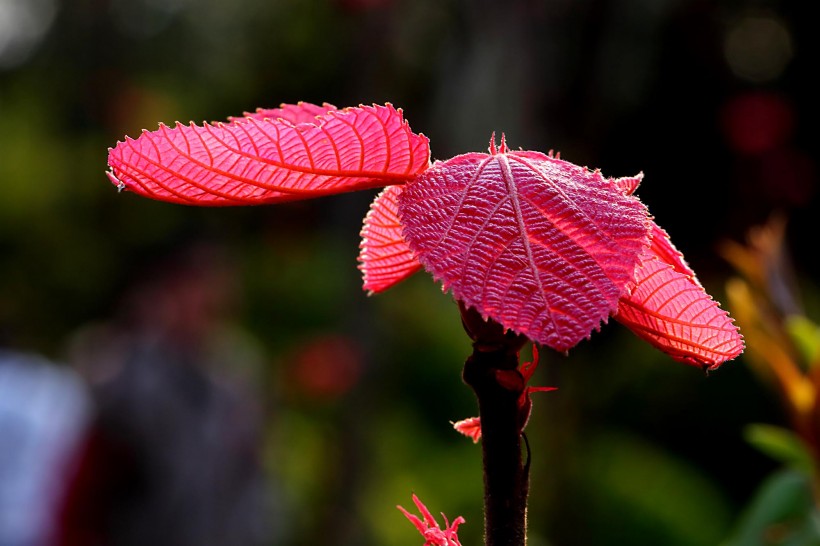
[106,170,127,193]
[486,132,509,154]
[611,171,645,196]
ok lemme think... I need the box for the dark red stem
[460,303,529,546]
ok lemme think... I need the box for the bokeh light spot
[0,0,56,70]
[724,12,794,83]
[720,91,794,155]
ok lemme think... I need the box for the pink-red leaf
[107,103,430,206]
[398,144,651,351]
[359,185,423,293]
[615,222,744,369]
[228,102,337,124]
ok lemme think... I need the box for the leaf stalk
[460,303,530,546]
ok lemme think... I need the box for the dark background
[1,0,817,545]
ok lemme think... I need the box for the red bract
[453,417,483,443]
[454,345,558,443]
[107,102,743,367]
[397,494,465,546]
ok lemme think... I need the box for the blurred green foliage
[724,469,820,546]
[2,0,818,545]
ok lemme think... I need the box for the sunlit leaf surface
[229,101,338,124]
[398,141,650,351]
[615,222,744,369]
[107,103,430,205]
[359,185,422,294]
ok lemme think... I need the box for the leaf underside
[107,103,430,206]
[359,185,422,293]
[399,148,651,351]
[615,221,744,369]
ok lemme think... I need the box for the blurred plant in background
[723,214,820,545]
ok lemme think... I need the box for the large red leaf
[398,141,651,351]
[358,185,422,294]
[615,221,744,369]
[107,103,430,206]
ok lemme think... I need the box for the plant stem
[460,303,529,546]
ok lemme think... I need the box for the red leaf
[107,103,430,206]
[615,222,744,369]
[229,102,337,124]
[358,185,422,293]
[398,142,651,351]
